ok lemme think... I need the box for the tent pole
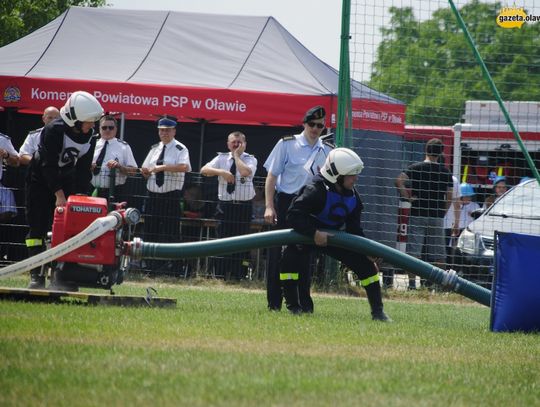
[198,120,206,170]
[119,113,125,141]
[336,0,351,148]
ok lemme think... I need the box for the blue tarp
[491,232,540,333]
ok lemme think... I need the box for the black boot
[364,281,392,322]
[282,280,302,315]
[26,244,46,289]
[50,265,79,292]
[28,267,45,289]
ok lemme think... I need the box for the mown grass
[0,277,538,407]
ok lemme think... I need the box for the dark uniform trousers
[143,190,182,272]
[25,178,77,257]
[215,200,253,280]
[282,244,383,313]
[94,184,125,205]
[266,192,311,310]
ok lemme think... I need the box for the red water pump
[49,195,140,290]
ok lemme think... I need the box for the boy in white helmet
[282,148,391,321]
[25,91,104,289]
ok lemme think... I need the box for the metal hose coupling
[126,237,144,260]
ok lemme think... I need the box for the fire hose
[129,229,492,307]
[0,213,122,280]
[1,220,491,307]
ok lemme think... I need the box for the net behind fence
[348,0,540,289]
[1,1,539,292]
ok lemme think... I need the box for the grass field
[0,277,538,407]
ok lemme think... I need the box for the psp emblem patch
[3,86,21,103]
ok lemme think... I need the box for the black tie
[155,144,166,187]
[227,158,236,194]
[93,140,108,175]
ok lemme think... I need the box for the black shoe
[268,306,281,312]
[288,306,302,315]
[27,276,45,289]
[371,309,393,322]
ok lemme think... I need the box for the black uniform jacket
[29,118,97,194]
[286,175,366,238]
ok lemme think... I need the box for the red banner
[1,76,405,133]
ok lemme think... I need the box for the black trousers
[143,190,182,273]
[281,244,379,312]
[215,200,253,280]
[143,190,182,243]
[25,178,76,246]
[266,192,312,310]
[93,184,126,206]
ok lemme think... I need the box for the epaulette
[320,133,335,148]
[0,132,11,140]
[175,144,184,151]
[323,140,335,149]
[151,143,160,149]
[118,139,128,145]
[28,128,43,136]
[281,135,295,141]
[217,151,228,155]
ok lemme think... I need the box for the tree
[369,0,540,125]
[0,0,106,48]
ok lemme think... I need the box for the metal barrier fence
[0,168,269,281]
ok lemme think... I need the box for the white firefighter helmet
[321,148,364,183]
[60,91,104,127]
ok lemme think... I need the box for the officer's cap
[303,106,326,123]
[157,116,177,128]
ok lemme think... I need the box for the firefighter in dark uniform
[264,105,333,311]
[26,91,104,289]
[282,148,391,321]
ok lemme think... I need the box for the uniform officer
[25,91,103,289]
[201,131,257,280]
[19,106,60,165]
[0,133,20,221]
[283,148,391,321]
[91,115,137,203]
[0,133,20,264]
[263,105,333,311]
[141,116,191,271]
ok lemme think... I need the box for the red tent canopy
[0,7,405,133]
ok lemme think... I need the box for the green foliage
[0,279,539,406]
[369,0,540,125]
[0,0,105,48]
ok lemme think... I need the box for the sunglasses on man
[101,125,115,131]
[306,121,325,129]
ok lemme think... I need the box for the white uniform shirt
[443,176,460,229]
[19,128,42,157]
[91,137,137,188]
[142,139,191,193]
[264,132,332,194]
[0,133,18,181]
[204,152,257,201]
[458,200,480,230]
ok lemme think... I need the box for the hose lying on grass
[129,229,491,307]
